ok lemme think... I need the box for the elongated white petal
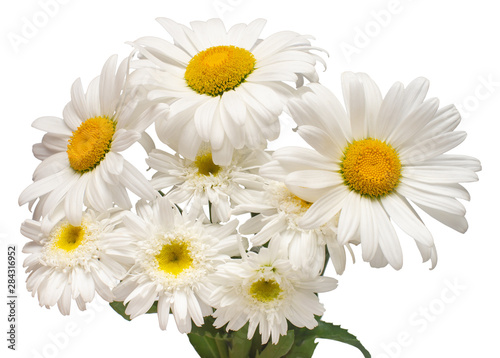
[299,186,348,229]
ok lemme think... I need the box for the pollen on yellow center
[67,116,116,173]
[155,240,193,277]
[193,152,221,176]
[54,224,86,252]
[184,45,256,97]
[340,138,402,198]
[249,278,283,303]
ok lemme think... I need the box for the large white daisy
[234,180,352,275]
[210,245,338,345]
[113,196,241,333]
[18,55,167,225]
[262,75,481,269]
[129,18,325,165]
[21,208,133,314]
[146,145,269,223]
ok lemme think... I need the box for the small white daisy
[234,180,352,275]
[129,18,325,165]
[21,208,132,315]
[113,196,241,333]
[18,55,167,225]
[262,75,481,269]
[210,245,337,344]
[146,145,270,223]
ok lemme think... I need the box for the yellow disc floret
[340,138,402,198]
[193,151,221,176]
[185,45,256,97]
[155,240,193,277]
[67,116,115,173]
[54,224,86,252]
[249,278,283,303]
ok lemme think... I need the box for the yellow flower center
[340,138,401,198]
[67,116,116,173]
[184,45,256,97]
[54,224,86,252]
[249,278,283,303]
[155,240,193,276]
[193,152,221,176]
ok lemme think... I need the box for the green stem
[215,338,229,358]
[208,201,213,223]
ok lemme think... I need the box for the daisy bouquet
[18,18,480,358]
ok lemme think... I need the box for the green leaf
[188,316,231,358]
[228,324,252,358]
[255,331,294,358]
[284,336,318,357]
[188,331,223,358]
[109,301,158,322]
[109,301,131,321]
[290,317,371,358]
[186,315,371,358]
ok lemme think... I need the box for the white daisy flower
[18,55,167,225]
[113,196,241,333]
[21,208,132,315]
[262,75,481,270]
[146,145,270,223]
[234,180,352,275]
[210,245,338,344]
[129,18,325,165]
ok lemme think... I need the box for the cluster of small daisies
[19,18,480,346]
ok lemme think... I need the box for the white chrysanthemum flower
[18,55,167,225]
[210,245,337,344]
[21,208,132,315]
[146,145,270,223]
[113,196,241,333]
[130,18,325,165]
[262,75,481,270]
[234,180,352,275]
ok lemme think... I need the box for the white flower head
[235,180,351,275]
[21,208,132,315]
[130,18,325,165]
[210,244,338,344]
[18,55,167,225]
[146,145,270,223]
[262,74,481,270]
[113,196,241,333]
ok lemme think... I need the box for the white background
[0,0,498,357]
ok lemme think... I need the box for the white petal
[19,168,74,206]
[221,90,247,126]
[387,98,439,149]
[397,182,466,216]
[296,125,343,160]
[64,174,89,225]
[285,169,343,189]
[157,294,171,330]
[371,200,403,270]
[112,129,141,152]
[381,194,434,246]
[415,203,469,233]
[70,78,91,121]
[337,191,361,245]
[341,72,366,139]
[194,97,218,141]
[99,55,119,116]
[32,116,72,136]
[299,186,348,229]
[119,160,158,200]
[400,131,467,164]
[358,197,379,262]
